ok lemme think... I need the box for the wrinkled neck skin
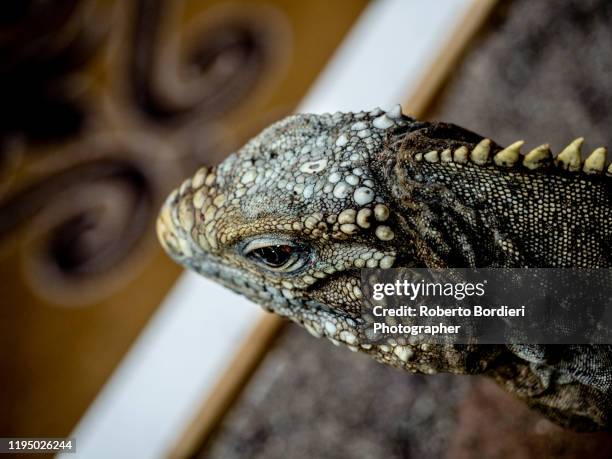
[377,121,612,270]
[374,123,511,269]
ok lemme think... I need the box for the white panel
[301,0,468,113]
[63,274,262,459]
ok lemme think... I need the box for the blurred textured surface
[200,0,612,457]
[203,328,470,458]
[428,0,612,150]
[0,0,367,440]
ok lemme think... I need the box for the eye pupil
[252,244,293,267]
[245,241,309,272]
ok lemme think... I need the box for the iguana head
[156,105,612,370]
[157,109,612,431]
[157,107,420,349]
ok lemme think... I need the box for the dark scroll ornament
[0,134,182,305]
[129,0,290,122]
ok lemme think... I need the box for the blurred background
[0,0,366,443]
[2,0,612,458]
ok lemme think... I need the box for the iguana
[156,106,612,431]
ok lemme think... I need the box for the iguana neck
[375,122,611,269]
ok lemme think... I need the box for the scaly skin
[157,106,612,431]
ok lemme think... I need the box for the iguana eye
[243,240,309,272]
[250,245,292,266]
